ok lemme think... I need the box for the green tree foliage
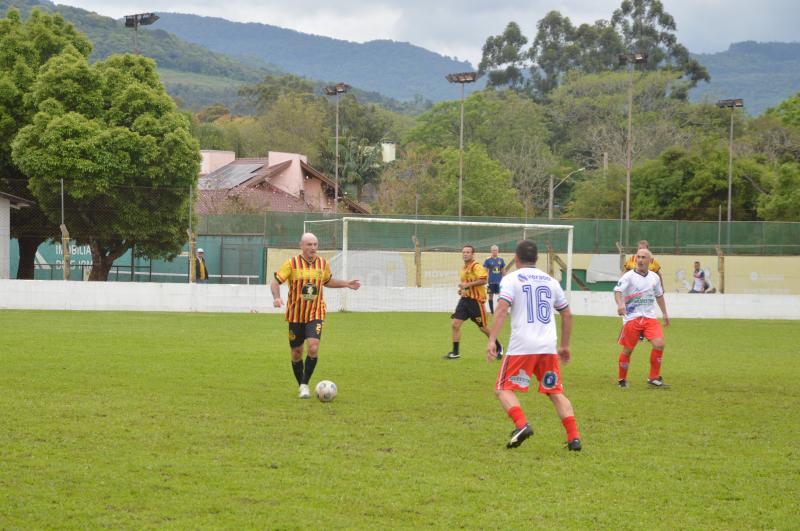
[630,143,763,221]
[11,50,200,280]
[564,167,626,219]
[0,7,92,278]
[478,22,529,91]
[767,91,800,130]
[427,146,523,217]
[257,93,329,163]
[757,163,800,221]
[239,73,316,114]
[340,138,383,202]
[479,0,708,99]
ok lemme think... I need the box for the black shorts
[487,283,500,295]
[451,297,487,327]
[288,320,323,348]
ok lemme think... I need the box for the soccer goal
[303,217,574,312]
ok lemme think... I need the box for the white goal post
[303,217,574,312]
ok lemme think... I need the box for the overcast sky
[54,0,800,65]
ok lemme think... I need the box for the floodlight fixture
[124,13,159,55]
[716,98,744,109]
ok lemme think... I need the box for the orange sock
[562,416,580,441]
[649,348,663,380]
[507,406,527,428]
[618,353,631,380]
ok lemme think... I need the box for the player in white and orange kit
[486,240,581,451]
[614,248,671,389]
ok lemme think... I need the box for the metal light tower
[618,52,647,246]
[716,99,744,225]
[324,83,350,212]
[124,13,159,55]
[446,72,478,221]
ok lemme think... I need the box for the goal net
[303,217,574,312]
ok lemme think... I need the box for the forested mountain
[150,12,481,103]
[690,41,800,115]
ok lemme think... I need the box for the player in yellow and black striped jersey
[444,245,503,360]
[270,233,360,398]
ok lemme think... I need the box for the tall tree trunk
[88,240,129,281]
[15,236,44,279]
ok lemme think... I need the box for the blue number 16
[522,285,552,324]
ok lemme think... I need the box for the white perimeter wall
[0,197,9,279]
[1,280,799,320]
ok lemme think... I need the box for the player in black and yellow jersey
[270,233,360,398]
[444,245,503,360]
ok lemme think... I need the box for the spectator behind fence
[689,261,708,293]
[195,248,209,283]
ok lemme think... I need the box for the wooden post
[187,229,196,283]
[716,245,725,294]
[60,224,70,281]
[412,235,421,288]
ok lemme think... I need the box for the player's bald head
[636,248,652,260]
[300,233,318,245]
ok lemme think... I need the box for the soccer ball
[315,380,337,402]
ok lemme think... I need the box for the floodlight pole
[717,98,744,248]
[325,83,350,212]
[446,72,478,222]
[619,52,647,247]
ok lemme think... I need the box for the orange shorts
[495,354,563,394]
[618,317,664,349]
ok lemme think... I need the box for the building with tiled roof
[197,151,369,215]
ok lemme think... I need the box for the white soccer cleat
[298,384,310,398]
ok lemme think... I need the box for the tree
[611,0,710,93]
[239,73,316,114]
[0,8,92,278]
[767,91,800,130]
[564,167,626,219]
[340,138,383,202]
[11,50,200,280]
[258,93,329,163]
[477,22,530,92]
[426,146,523,217]
[757,163,800,221]
[477,1,708,98]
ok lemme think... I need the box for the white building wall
[1,280,799,320]
[0,197,10,279]
[200,150,236,175]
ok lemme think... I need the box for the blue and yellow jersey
[275,255,332,322]
[483,256,506,284]
[460,260,488,302]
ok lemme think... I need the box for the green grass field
[1,310,798,529]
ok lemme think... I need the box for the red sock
[618,353,631,380]
[507,406,527,429]
[649,348,663,380]
[562,416,580,441]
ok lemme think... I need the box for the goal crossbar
[304,217,574,310]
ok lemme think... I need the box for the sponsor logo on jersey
[302,283,319,301]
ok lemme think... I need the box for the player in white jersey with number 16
[486,240,582,451]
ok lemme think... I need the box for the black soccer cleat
[443,352,461,360]
[647,376,670,389]
[495,343,504,360]
[638,332,645,342]
[618,379,628,388]
[506,424,533,449]
[566,438,582,451]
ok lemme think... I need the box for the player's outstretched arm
[327,278,361,290]
[614,290,625,316]
[486,299,509,363]
[270,278,283,307]
[558,307,572,364]
[656,295,670,326]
